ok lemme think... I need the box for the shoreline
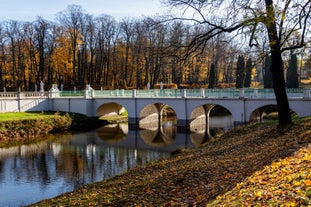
[0,112,108,148]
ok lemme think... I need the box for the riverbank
[31,117,311,206]
[0,112,108,148]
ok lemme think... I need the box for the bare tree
[33,17,51,85]
[57,5,85,88]
[94,15,117,88]
[5,20,27,90]
[120,19,136,88]
[163,0,311,126]
[0,23,7,90]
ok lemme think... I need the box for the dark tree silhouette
[264,55,273,88]
[286,52,299,88]
[244,57,252,88]
[208,63,216,88]
[236,55,245,88]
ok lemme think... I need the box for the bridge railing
[94,89,133,97]
[59,90,84,97]
[3,87,309,99]
[0,91,49,99]
[205,88,241,98]
[286,88,304,98]
[51,88,310,99]
[135,89,184,98]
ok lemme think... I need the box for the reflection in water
[140,119,177,147]
[96,124,128,143]
[190,115,234,147]
[0,115,233,207]
[0,133,170,207]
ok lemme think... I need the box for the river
[0,115,233,207]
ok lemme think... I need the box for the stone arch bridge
[1,87,311,127]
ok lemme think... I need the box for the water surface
[0,115,233,206]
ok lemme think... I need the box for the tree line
[0,4,308,92]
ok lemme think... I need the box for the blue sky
[0,0,164,22]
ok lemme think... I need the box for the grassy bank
[0,112,108,148]
[0,112,72,147]
[31,117,311,206]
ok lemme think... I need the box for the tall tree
[263,55,273,88]
[57,5,85,88]
[120,19,135,88]
[5,20,26,90]
[94,14,118,88]
[164,0,311,126]
[33,17,50,85]
[244,57,252,87]
[168,21,186,85]
[236,55,245,88]
[286,52,299,88]
[0,23,7,90]
[208,63,216,88]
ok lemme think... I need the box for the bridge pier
[177,119,188,129]
[128,117,139,126]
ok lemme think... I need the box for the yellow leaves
[210,140,311,206]
[280,202,297,207]
[271,161,281,168]
[253,189,263,198]
[285,175,294,183]
[293,180,302,187]
[305,180,311,186]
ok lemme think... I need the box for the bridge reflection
[92,115,233,150]
[96,124,128,143]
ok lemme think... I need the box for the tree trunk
[270,51,292,125]
[264,0,292,126]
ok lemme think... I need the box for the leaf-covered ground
[31,117,311,207]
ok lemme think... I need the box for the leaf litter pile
[32,118,311,207]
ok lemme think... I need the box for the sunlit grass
[0,112,56,121]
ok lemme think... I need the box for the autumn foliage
[0,10,223,91]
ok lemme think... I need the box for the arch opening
[96,102,128,123]
[249,104,297,123]
[139,103,177,129]
[190,104,234,146]
[139,103,177,147]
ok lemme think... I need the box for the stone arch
[190,104,233,129]
[190,104,233,146]
[249,104,297,122]
[190,104,215,133]
[96,102,128,119]
[139,102,177,129]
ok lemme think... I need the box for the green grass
[0,111,73,148]
[0,112,59,121]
